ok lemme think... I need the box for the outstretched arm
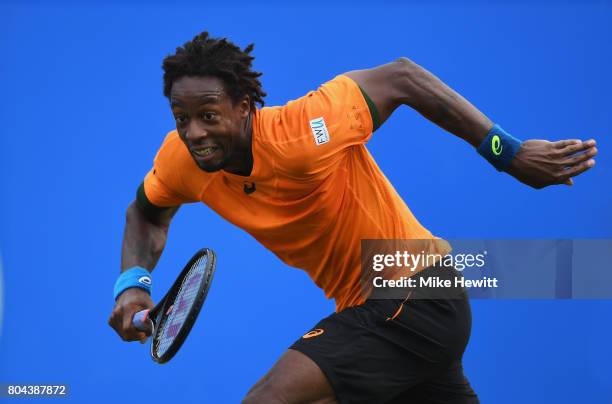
[344,58,597,189]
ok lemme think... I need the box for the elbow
[394,56,416,68]
[125,201,142,226]
[125,201,169,257]
[125,200,170,231]
[390,57,424,106]
[394,57,421,77]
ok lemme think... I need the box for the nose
[185,121,208,144]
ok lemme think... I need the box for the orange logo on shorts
[302,328,324,339]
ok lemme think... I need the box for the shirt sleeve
[140,131,202,208]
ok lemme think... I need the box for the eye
[202,112,217,121]
[174,114,188,125]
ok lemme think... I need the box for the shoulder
[153,130,203,174]
[151,130,211,200]
[155,130,188,162]
[253,76,373,176]
[255,75,371,143]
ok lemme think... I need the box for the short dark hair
[162,31,266,109]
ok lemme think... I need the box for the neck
[223,112,254,177]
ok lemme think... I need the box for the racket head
[149,247,216,363]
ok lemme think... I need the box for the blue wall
[1,1,610,403]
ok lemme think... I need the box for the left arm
[344,58,597,189]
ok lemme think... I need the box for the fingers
[122,314,150,342]
[561,146,598,166]
[511,138,596,189]
[555,139,582,149]
[109,289,155,342]
[553,139,597,187]
[108,307,151,342]
[556,138,597,155]
[559,140,597,186]
[558,159,596,184]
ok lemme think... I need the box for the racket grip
[133,309,151,331]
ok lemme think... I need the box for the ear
[238,96,251,118]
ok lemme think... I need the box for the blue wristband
[114,267,152,300]
[477,124,523,171]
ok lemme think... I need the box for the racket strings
[155,254,209,356]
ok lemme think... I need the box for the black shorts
[290,264,479,404]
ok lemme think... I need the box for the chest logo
[310,117,330,146]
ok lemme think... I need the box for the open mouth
[193,146,217,158]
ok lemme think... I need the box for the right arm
[108,199,179,342]
[121,200,179,271]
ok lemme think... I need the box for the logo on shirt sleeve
[309,117,330,146]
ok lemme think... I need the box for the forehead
[170,76,228,105]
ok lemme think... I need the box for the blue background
[1,1,611,403]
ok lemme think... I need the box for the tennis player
[108,32,597,403]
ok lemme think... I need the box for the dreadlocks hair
[162,32,266,110]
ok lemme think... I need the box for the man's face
[170,76,249,173]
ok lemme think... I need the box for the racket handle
[133,309,151,331]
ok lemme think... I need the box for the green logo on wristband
[492,135,503,156]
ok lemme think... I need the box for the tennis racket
[132,247,216,363]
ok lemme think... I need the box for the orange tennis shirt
[142,75,450,312]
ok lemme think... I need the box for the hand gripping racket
[133,248,216,363]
